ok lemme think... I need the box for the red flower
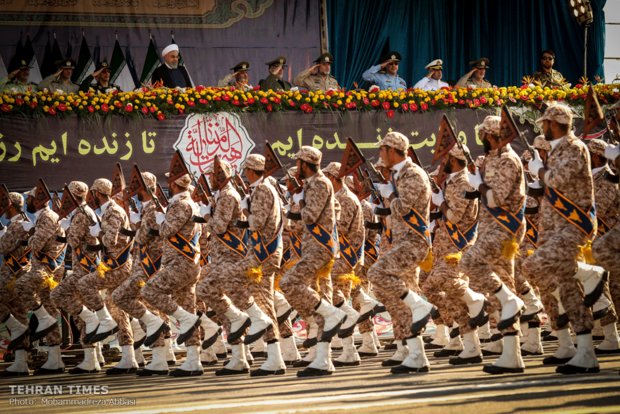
[125,104,133,112]
[141,106,149,114]
[87,105,94,113]
[48,107,56,116]
[15,97,23,106]
[150,106,156,113]
[199,98,207,104]
[247,97,255,104]
[363,97,370,105]
[421,102,428,111]
[371,99,380,107]
[480,96,488,104]
[386,109,394,118]
[0,104,10,112]
[288,100,296,107]
[266,104,273,112]
[114,101,122,108]
[30,101,37,109]
[260,97,268,105]
[187,100,195,107]
[401,103,409,111]
[101,103,109,112]
[157,112,165,121]
[232,99,240,106]
[473,98,480,107]
[410,103,418,112]
[58,103,67,112]
[222,95,230,101]
[273,96,281,104]
[382,101,390,110]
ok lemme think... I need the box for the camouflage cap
[536,103,573,126]
[9,192,24,207]
[294,146,322,165]
[587,138,608,157]
[532,135,551,152]
[448,144,468,161]
[242,154,265,171]
[478,115,501,136]
[322,161,341,177]
[314,52,334,64]
[24,187,37,197]
[174,173,192,189]
[141,172,157,190]
[68,181,88,198]
[218,160,233,177]
[90,178,112,196]
[377,131,409,152]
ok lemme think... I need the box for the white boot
[95,342,106,366]
[4,314,28,349]
[314,299,346,342]
[450,330,482,365]
[301,344,317,363]
[401,290,435,335]
[246,343,254,365]
[252,341,286,376]
[216,343,250,375]
[334,335,361,366]
[106,344,138,374]
[130,318,146,347]
[356,289,380,322]
[32,305,58,341]
[135,347,145,366]
[392,336,429,373]
[520,288,543,320]
[200,345,218,366]
[281,335,301,364]
[251,337,266,356]
[520,322,529,344]
[244,303,273,345]
[331,335,343,350]
[171,307,200,345]
[382,341,409,366]
[557,333,599,374]
[35,345,65,374]
[139,310,167,347]
[521,324,544,356]
[372,330,381,348]
[298,341,332,376]
[573,262,608,307]
[428,324,449,348]
[137,346,168,376]
[224,305,251,343]
[592,320,604,339]
[78,306,99,342]
[483,334,525,374]
[482,331,503,356]
[90,306,118,343]
[461,288,488,327]
[170,345,203,376]
[357,331,379,356]
[337,302,360,338]
[213,333,228,357]
[494,284,524,330]
[69,347,100,374]
[478,321,491,342]
[595,322,620,354]
[199,312,221,349]
[165,337,176,365]
[303,320,319,348]
[274,291,293,324]
[3,349,30,376]
[592,293,613,320]
[543,328,576,365]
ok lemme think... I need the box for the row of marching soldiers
[1,101,619,378]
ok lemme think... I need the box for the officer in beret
[362,51,407,90]
[456,57,492,89]
[413,59,449,91]
[294,52,340,91]
[38,59,79,94]
[217,61,253,91]
[79,60,122,93]
[259,56,292,91]
[151,43,193,88]
[1,59,37,93]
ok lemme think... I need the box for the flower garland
[0,83,618,121]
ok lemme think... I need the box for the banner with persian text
[0,107,553,191]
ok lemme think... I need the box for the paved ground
[1,339,619,414]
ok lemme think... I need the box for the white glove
[283,204,291,214]
[431,190,445,206]
[466,168,483,191]
[240,196,249,211]
[528,149,544,177]
[155,212,166,225]
[528,180,543,190]
[428,220,436,233]
[129,211,141,224]
[374,183,394,199]
[59,217,71,231]
[199,204,211,217]
[292,190,304,205]
[21,221,35,232]
[604,144,620,162]
[89,223,101,237]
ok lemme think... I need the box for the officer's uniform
[294,53,340,91]
[217,61,254,91]
[79,61,122,93]
[38,59,79,94]
[259,57,292,91]
[362,52,407,90]
[531,68,569,88]
[1,59,37,93]
[413,59,449,91]
[456,58,492,89]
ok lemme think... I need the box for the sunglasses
[542,56,554,61]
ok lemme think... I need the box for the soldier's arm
[28,214,56,254]
[0,222,26,254]
[249,185,273,233]
[135,204,159,245]
[101,208,123,248]
[390,169,427,216]
[217,74,235,87]
[483,158,520,208]
[67,211,89,249]
[543,145,587,190]
[338,196,356,237]
[294,67,314,88]
[159,201,191,239]
[301,180,330,225]
[443,176,475,223]
[206,193,237,235]
[362,65,382,83]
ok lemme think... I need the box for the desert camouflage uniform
[522,134,595,333]
[367,159,431,341]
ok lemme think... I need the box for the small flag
[213,155,231,190]
[32,178,52,211]
[41,33,63,78]
[126,164,146,197]
[110,38,137,91]
[140,36,161,85]
[499,106,521,147]
[22,35,42,83]
[263,142,282,178]
[338,137,366,178]
[168,150,191,184]
[56,185,79,220]
[73,34,94,84]
[432,115,458,165]
[156,183,169,208]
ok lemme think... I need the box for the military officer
[1,59,37,93]
[530,50,569,88]
[413,59,449,91]
[362,51,407,90]
[456,58,492,89]
[294,52,340,91]
[259,57,292,91]
[79,60,122,93]
[38,59,79,94]
[217,61,253,91]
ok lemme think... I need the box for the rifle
[408,146,442,193]
[133,164,165,213]
[232,174,249,198]
[265,142,303,195]
[64,184,98,226]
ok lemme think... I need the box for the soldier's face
[474,68,485,79]
[386,61,398,75]
[541,54,554,69]
[318,62,331,75]
[60,68,73,80]
[542,120,554,141]
[26,197,36,214]
[17,68,29,83]
[236,71,249,84]
[379,146,395,167]
[431,69,442,80]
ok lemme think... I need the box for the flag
[73,34,94,84]
[22,35,42,84]
[408,146,423,167]
[499,106,521,147]
[110,38,137,91]
[263,142,283,178]
[111,163,126,196]
[0,54,7,81]
[140,36,160,85]
[86,189,100,211]
[352,168,371,200]
[124,45,141,90]
[197,174,213,198]
[213,155,231,190]
[56,185,79,219]
[7,35,24,74]
[338,137,366,177]
[0,184,10,216]
[32,179,52,211]
[51,191,62,213]
[583,86,605,138]
[168,150,191,184]
[171,35,194,87]
[126,164,146,197]
[156,183,169,208]
[41,33,63,78]
[432,115,458,165]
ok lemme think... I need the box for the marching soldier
[0,193,32,376]
[461,115,527,374]
[524,103,604,374]
[139,172,204,377]
[15,185,67,374]
[422,145,488,366]
[77,178,136,374]
[50,181,102,374]
[368,132,436,374]
[322,162,363,366]
[280,146,348,377]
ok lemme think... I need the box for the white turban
[161,44,179,58]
